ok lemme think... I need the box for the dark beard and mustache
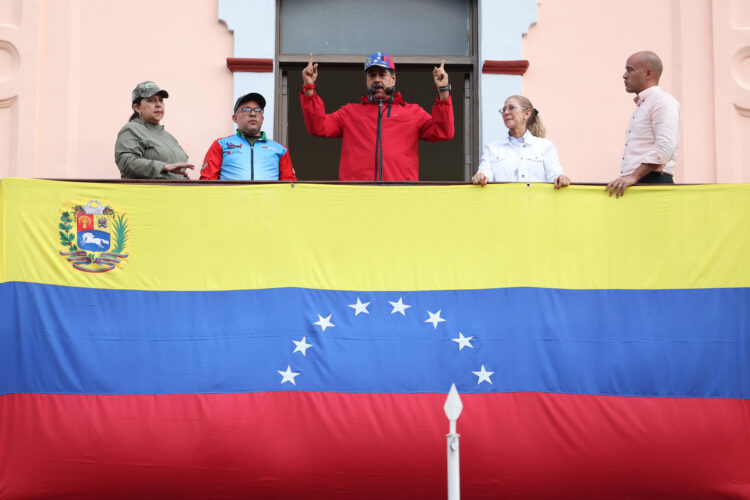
[367,82,395,98]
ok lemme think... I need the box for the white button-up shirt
[621,86,681,176]
[477,130,564,183]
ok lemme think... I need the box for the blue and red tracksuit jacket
[200,131,296,180]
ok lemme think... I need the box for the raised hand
[302,53,319,87]
[433,60,448,88]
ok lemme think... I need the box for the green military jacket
[114,118,188,179]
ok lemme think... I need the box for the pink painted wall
[0,0,233,180]
[523,0,748,184]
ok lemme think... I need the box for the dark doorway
[283,64,466,181]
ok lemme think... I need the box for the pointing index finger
[440,59,445,70]
[308,53,314,66]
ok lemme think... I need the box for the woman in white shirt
[472,95,570,189]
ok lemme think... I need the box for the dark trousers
[639,171,674,184]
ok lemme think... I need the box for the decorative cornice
[226,58,274,73]
[481,60,530,75]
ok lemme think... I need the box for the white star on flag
[313,313,335,332]
[278,365,301,385]
[348,298,371,316]
[472,364,494,384]
[389,297,412,316]
[451,332,474,351]
[292,336,313,356]
[425,310,446,329]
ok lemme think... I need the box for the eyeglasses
[499,105,525,114]
[238,107,264,115]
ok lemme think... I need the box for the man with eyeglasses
[200,92,296,181]
[300,52,454,181]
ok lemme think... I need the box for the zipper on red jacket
[375,100,384,181]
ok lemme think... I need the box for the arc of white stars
[313,313,335,332]
[472,364,494,385]
[293,336,313,356]
[278,365,301,385]
[348,298,371,316]
[451,332,474,351]
[389,297,412,316]
[425,309,446,329]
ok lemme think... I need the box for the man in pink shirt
[606,51,681,198]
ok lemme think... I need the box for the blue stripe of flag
[1,282,748,398]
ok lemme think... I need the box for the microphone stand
[369,87,393,181]
[375,99,384,181]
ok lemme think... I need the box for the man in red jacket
[300,52,454,181]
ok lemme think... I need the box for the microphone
[367,83,395,102]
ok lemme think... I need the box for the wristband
[438,84,451,93]
[303,83,316,90]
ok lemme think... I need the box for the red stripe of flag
[1,392,748,498]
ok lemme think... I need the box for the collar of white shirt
[501,129,538,145]
[635,85,661,106]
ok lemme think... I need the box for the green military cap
[131,81,169,102]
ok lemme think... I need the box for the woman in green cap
[114,81,194,179]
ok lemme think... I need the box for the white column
[478,0,537,148]
[218,0,277,139]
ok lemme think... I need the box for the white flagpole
[444,383,463,500]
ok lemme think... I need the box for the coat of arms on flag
[58,200,129,273]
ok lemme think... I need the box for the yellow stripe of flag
[2,178,749,291]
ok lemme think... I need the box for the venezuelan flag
[0,178,748,498]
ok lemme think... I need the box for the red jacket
[300,90,454,181]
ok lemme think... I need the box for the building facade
[1,0,749,183]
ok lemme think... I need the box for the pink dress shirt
[621,86,681,176]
